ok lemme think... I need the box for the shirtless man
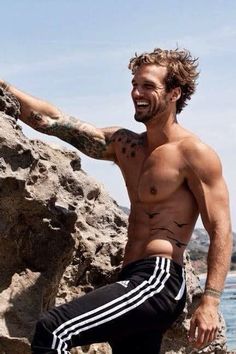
[0,48,232,354]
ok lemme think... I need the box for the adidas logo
[117,280,130,288]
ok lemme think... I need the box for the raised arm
[183,140,232,349]
[0,80,120,161]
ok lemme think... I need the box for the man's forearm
[1,79,116,160]
[0,79,62,130]
[204,228,232,298]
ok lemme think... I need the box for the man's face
[131,64,170,123]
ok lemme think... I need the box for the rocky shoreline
[187,228,236,274]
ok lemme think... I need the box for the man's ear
[171,87,181,102]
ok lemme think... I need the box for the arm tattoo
[112,129,144,145]
[30,111,44,122]
[112,129,145,158]
[49,121,108,159]
[29,112,111,159]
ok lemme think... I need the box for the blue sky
[1,0,236,229]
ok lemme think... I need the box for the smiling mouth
[135,101,149,110]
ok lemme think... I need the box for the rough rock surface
[0,89,228,353]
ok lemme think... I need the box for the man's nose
[132,86,144,97]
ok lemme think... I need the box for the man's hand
[188,295,220,349]
[0,79,10,90]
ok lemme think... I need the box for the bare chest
[117,144,185,203]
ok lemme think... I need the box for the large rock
[0,88,227,353]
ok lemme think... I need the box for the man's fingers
[204,323,219,346]
[196,327,211,348]
[209,326,218,344]
[194,324,218,348]
[195,326,206,348]
[188,319,197,342]
[189,305,220,348]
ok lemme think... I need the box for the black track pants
[31,256,186,354]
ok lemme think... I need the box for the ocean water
[200,274,236,351]
[221,274,236,351]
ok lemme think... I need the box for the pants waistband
[120,256,184,278]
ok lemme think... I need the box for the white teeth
[136,101,149,106]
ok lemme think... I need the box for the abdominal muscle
[122,201,198,268]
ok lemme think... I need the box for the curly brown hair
[128,48,199,114]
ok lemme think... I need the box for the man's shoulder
[179,136,222,181]
[179,135,210,156]
[111,128,145,143]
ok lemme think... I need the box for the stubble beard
[134,98,169,124]
[134,111,153,123]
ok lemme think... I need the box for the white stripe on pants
[52,257,171,352]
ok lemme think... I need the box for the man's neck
[145,112,178,152]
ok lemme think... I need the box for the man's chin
[134,113,151,123]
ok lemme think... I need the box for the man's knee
[31,312,58,349]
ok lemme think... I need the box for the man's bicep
[51,117,120,161]
[184,142,229,227]
[187,158,230,232]
[74,123,121,160]
[202,180,229,228]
